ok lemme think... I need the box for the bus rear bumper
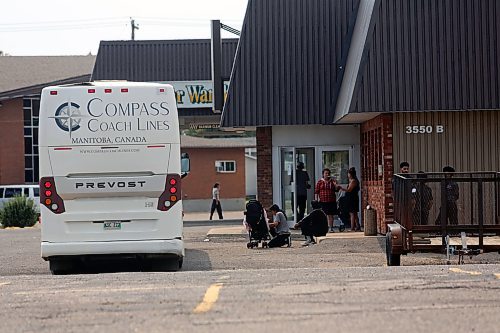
[42,239,184,260]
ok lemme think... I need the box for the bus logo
[51,102,85,137]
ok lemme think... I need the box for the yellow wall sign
[161,81,229,109]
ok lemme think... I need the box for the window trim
[215,160,237,173]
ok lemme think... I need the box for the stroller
[244,200,271,248]
[336,195,349,231]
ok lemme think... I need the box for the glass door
[280,148,295,221]
[318,148,351,187]
[295,148,315,221]
[279,147,352,223]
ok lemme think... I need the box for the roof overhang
[334,112,381,124]
[0,74,91,101]
[333,0,377,123]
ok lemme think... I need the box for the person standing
[400,161,410,173]
[295,162,310,222]
[394,161,410,198]
[341,167,361,231]
[435,166,459,225]
[209,183,223,220]
[411,171,433,225]
[315,168,341,233]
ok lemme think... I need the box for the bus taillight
[157,174,181,211]
[39,177,65,214]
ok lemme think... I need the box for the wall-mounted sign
[189,123,220,130]
[161,81,229,109]
[405,125,445,134]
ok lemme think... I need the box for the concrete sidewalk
[205,225,379,243]
[183,210,243,223]
[183,210,381,243]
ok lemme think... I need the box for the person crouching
[294,200,328,246]
[267,204,291,248]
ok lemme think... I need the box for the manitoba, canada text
[72,136,147,144]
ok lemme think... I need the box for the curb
[205,227,380,242]
[0,223,40,230]
[183,219,242,224]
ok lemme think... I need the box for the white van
[39,82,188,274]
[0,185,40,209]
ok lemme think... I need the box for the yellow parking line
[0,282,10,287]
[193,283,223,314]
[449,268,482,276]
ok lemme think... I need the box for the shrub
[0,196,39,228]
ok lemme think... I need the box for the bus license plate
[103,222,121,230]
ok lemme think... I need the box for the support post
[211,20,223,114]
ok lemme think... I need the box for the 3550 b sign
[405,125,444,134]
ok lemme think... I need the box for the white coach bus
[39,82,188,274]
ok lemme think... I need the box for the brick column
[256,126,273,209]
[361,114,393,234]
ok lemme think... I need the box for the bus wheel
[386,232,401,266]
[49,259,73,275]
[152,258,181,272]
[178,258,183,269]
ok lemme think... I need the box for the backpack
[245,200,265,225]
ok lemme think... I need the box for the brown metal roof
[0,55,96,93]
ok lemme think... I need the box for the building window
[23,96,40,183]
[215,160,236,173]
[245,148,257,158]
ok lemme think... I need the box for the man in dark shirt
[412,171,433,225]
[393,162,411,224]
[400,161,410,174]
[436,166,459,225]
[295,162,310,221]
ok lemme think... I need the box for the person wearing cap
[295,162,311,221]
[435,166,459,225]
[267,204,291,248]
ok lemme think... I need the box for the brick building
[0,41,258,215]
[221,0,500,233]
[180,135,256,213]
[0,40,239,186]
[0,56,96,184]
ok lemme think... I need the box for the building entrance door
[280,148,294,221]
[279,146,352,224]
[280,147,315,223]
[295,148,315,221]
[318,148,351,187]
